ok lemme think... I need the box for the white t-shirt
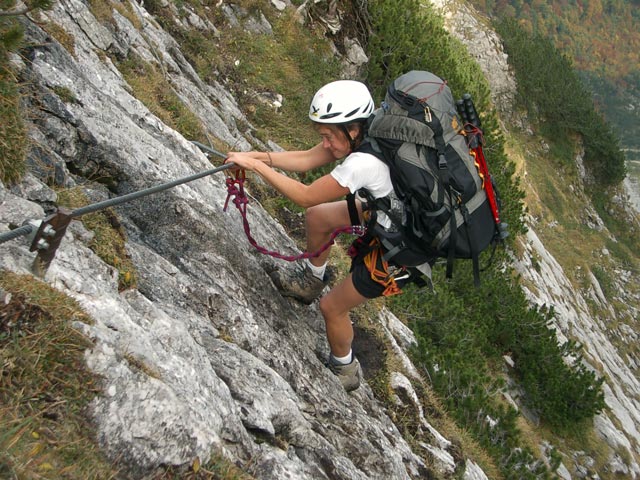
[330,151,392,199]
[330,151,394,228]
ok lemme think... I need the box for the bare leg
[319,273,368,357]
[305,200,361,267]
[267,200,361,304]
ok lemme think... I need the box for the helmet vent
[344,107,360,118]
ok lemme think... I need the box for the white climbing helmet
[308,80,374,124]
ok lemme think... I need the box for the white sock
[330,350,353,365]
[305,259,327,280]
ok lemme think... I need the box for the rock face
[0,1,469,478]
[1,0,639,478]
[428,0,516,114]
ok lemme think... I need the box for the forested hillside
[468,0,640,163]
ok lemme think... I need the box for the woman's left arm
[225,153,349,208]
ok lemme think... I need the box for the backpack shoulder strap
[354,139,384,160]
[346,193,360,226]
[346,140,386,226]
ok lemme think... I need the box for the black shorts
[350,243,410,299]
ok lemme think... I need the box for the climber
[225,80,412,392]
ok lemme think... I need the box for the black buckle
[438,154,447,170]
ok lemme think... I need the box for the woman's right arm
[228,143,334,173]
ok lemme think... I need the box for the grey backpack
[360,71,507,285]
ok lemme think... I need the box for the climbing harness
[223,169,366,261]
[347,234,407,297]
[363,240,406,297]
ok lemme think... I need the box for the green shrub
[365,0,490,106]
[591,265,614,299]
[362,0,526,242]
[360,6,608,442]
[390,261,605,476]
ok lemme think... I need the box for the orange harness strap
[363,238,404,297]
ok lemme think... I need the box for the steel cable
[0,141,232,244]
[0,224,36,243]
[70,163,234,218]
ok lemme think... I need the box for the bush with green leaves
[361,0,525,242]
[390,261,605,476]
[360,0,603,416]
[364,0,490,105]
[355,0,610,473]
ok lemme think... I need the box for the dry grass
[41,21,76,56]
[152,454,255,480]
[0,63,27,185]
[56,187,137,291]
[88,0,143,31]
[532,421,619,479]
[117,53,207,142]
[0,271,117,479]
[506,130,609,282]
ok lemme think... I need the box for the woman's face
[316,124,353,159]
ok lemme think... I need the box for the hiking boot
[268,264,328,304]
[327,357,361,392]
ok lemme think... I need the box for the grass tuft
[57,187,137,291]
[0,63,27,185]
[117,53,207,142]
[0,270,116,479]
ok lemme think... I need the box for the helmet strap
[339,124,360,151]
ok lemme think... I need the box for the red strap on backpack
[466,126,501,226]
